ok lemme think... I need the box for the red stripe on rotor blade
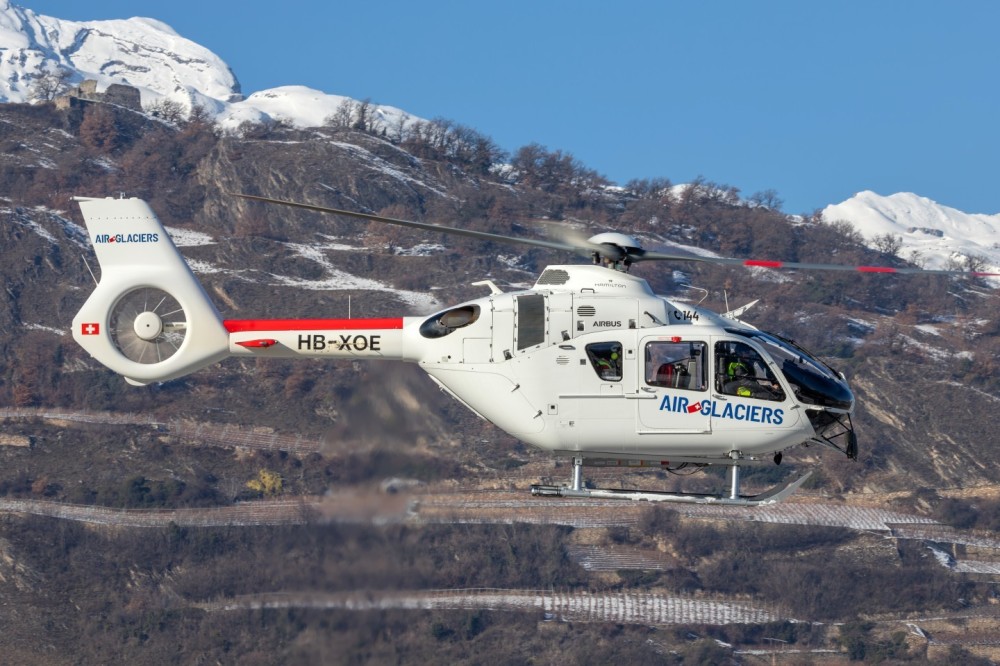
[224,318,404,333]
[856,266,898,273]
[743,260,784,268]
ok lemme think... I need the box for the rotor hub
[133,311,164,341]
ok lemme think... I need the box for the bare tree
[353,98,372,131]
[748,189,784,211]
[146,98,187,125]
[325,99,357,128]
[962,253,988,274]
[390,112,410,142]
[30,66,73,102]
[906,248,925,268]
[872,232,903,257]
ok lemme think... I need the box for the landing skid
[530,457,812,507]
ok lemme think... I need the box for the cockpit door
[708,336,800,439]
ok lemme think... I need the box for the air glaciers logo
[659,393,784,425]
[94,233,160,244]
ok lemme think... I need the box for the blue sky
[23,1,1000,215]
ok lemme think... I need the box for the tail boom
[225,318,419,360]
[72,197,421,386]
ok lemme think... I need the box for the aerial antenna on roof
[687,285,709,306]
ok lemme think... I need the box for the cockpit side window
[420,305,480,339]
[715,341,785,402]
[586,341,622,382]
[644,341,707,391]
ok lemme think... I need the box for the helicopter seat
[655,363,676,387]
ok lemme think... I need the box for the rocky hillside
[2,96,1000,663]
[2,98,997,493]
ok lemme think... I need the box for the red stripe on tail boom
[224,318,404,333]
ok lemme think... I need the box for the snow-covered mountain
[0,1,414,131]
[822,191,1000,276]
[0,1,239,108]
[3,1,998,280]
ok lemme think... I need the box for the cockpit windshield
[728,329,854,411]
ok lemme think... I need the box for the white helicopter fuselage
[72,197,854,483]
[224,264,838,464]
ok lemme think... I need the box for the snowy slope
[0,1,416,132]
[217,86,415,134]
[0,0,240,109]
[822,191,1000,275]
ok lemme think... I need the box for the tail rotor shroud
[110,287,188,364]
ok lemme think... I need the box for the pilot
[727,357,750,380]
[723,350,782,400]
[723,362,761,398]
[596,346,622,380]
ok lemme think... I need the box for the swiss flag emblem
[80,322,100,336]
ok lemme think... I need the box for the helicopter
[70,194,999,506]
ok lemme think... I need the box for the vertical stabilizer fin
[71,197,229,385]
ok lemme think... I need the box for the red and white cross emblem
[80,322,101,335]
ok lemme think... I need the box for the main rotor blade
[232,192,998,279]
[230,192,589,256]
[636,249,1000,278]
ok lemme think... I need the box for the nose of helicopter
[780,358,854,411]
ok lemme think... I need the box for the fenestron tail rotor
[109,287,187,364]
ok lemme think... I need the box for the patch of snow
[496,255,532,272]
[315,235,365,252]
[186,259,229,275]
[926,544,954,569]
[846,317,876,333]
[3,206,58,244]
[326,140,447,198]
[23,322,65,335]
[394,242,445,257]
[165,227,215,247]
[898,336,954,361]
[189,236,439,311]
[269,268,438,311]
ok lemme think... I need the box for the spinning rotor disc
[109,287,187,364]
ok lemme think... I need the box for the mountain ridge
[4,0,998,274]
[823,190,1000,277]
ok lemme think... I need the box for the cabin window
[516,294,545,350]
[644,341,707,391]
[586,341,623,381]
[714,340,785,402]
[419,305,480,338]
